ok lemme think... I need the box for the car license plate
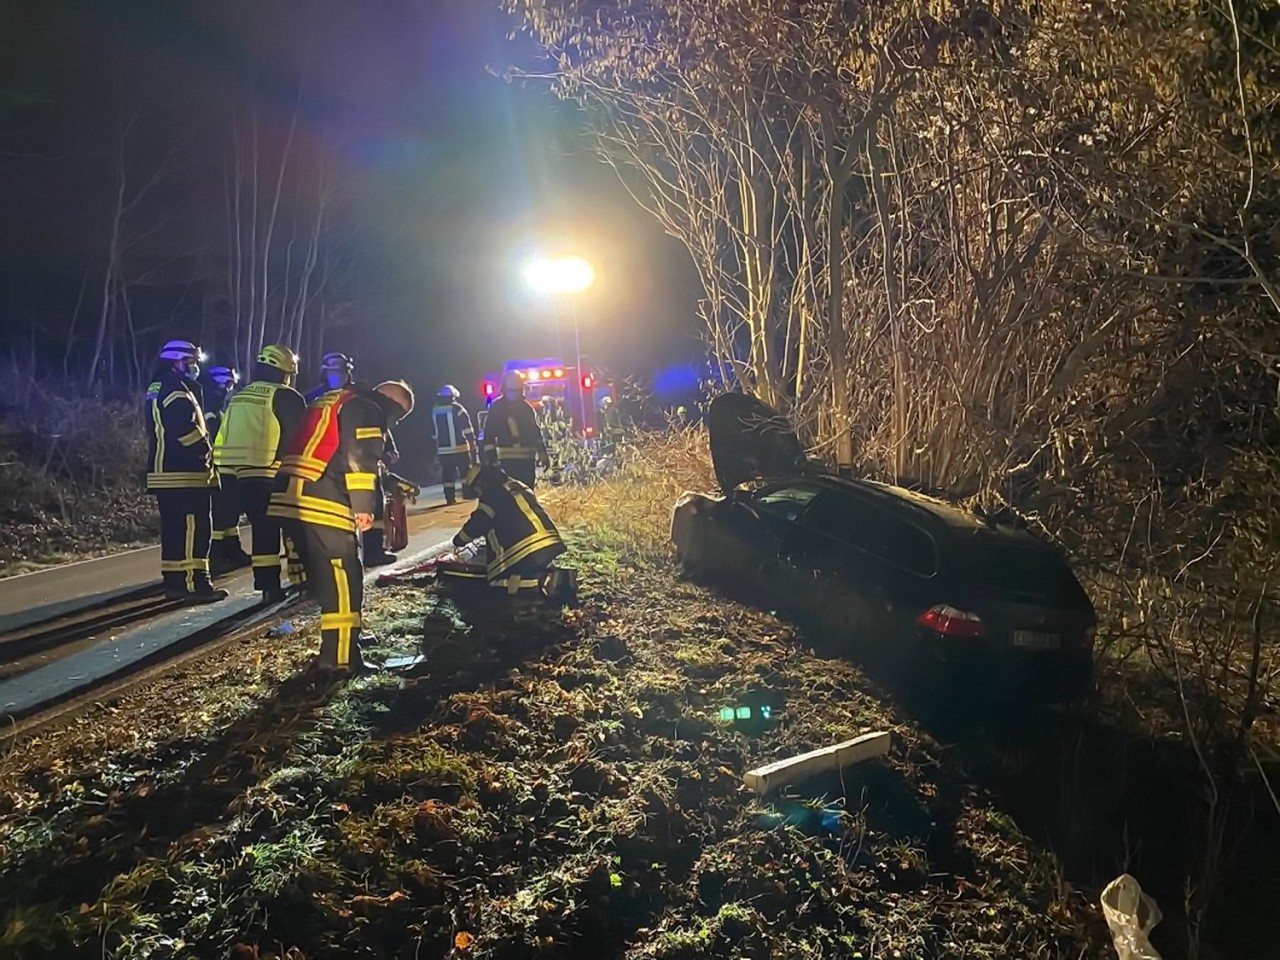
[1012,630,1060,650]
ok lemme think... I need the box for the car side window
[800,492,937,577]
[753,484,820,523]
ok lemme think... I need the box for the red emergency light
[483,382,495,397]
[581,373,595,390]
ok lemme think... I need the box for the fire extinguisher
[383,473,419,553]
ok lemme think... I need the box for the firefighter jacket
[267,387,391,533]
[308,380,398,465]
[201,381,232,438]
[453,476,565,581]
[213,378,306,480]
[144,371,217,491]
[482,396,547,464]
[432,401,475,456]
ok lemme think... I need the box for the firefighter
[144,340,228,604]
[203,365,251,573]
[213,345,307,602]
[481,371,548,488]
[431,385,476,505]
[268,379,415,671]
[446,463,566,587]
[303,351,356,403]
[304,352,399,565]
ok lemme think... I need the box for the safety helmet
[374,380,415,418]
[501,370,524,394]
[438,384,460,400]
[320,352,354,374]
[600,395,613,406]
[257,344,299,375]
[159,340,201,363]
[208,366,239,388]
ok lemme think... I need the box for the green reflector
[718,707,736,721]
[736,706,751,719]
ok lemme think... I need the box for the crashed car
[671,393,1097,702]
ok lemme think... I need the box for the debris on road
[742,730,892,794]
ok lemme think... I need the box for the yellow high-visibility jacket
[213,379,306,479]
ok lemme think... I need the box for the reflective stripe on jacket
[482,397,546,463]
[268,388,387,532]
[213,381,303,479]
[457,477,565,581]
[144,373,217,491]
[432,402,475,456]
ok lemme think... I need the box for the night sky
[0,0,702,413]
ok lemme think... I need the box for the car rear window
[967,541,1086,603]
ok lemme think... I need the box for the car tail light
[917,604,986,639]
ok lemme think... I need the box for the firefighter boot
[362,528,397,567]
[210,535,251,576]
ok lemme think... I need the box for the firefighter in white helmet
[431,384,476,505]
[143,340,227,604]
[304,352,400,565]
[481,371,547,488]
[269,379,415,671]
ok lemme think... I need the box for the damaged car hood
[706,392,810,492]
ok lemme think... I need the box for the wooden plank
[743,731,891,794]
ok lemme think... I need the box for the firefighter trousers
[499,457,537,488]
[210,474,245,557]
[155,488,213,594]
[238,476,300,592]
[439,452,470,504]
[284,519,365,669]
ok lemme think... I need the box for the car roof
[794,474,1054,551]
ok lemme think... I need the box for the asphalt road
[0,485,453,632]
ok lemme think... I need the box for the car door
[708,482,822,596]
[782,490,939,664]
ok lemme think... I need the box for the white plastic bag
[1101,874,1163,960]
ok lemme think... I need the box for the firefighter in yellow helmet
[144,340,227,604]
[269,379,415,671]
[213,344,307,602]
[444,463,565,588]
[481,371,548,488]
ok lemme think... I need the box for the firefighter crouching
[145,340,228,604]
[204,364,252,573]
[443,464,565,589]
[482,371,548,488]
[268,379,415,671]
[432,384,477,505]
[213,345,307,603]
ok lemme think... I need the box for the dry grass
[0,433,1110,959]
[544,429,717,565]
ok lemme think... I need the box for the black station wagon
[671,394,1097,702]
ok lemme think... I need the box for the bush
[0,366,157,572]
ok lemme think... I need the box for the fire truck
[478,358,616,439]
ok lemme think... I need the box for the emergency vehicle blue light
[654,363,699,398]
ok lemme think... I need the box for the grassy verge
[0,434,1104,958]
